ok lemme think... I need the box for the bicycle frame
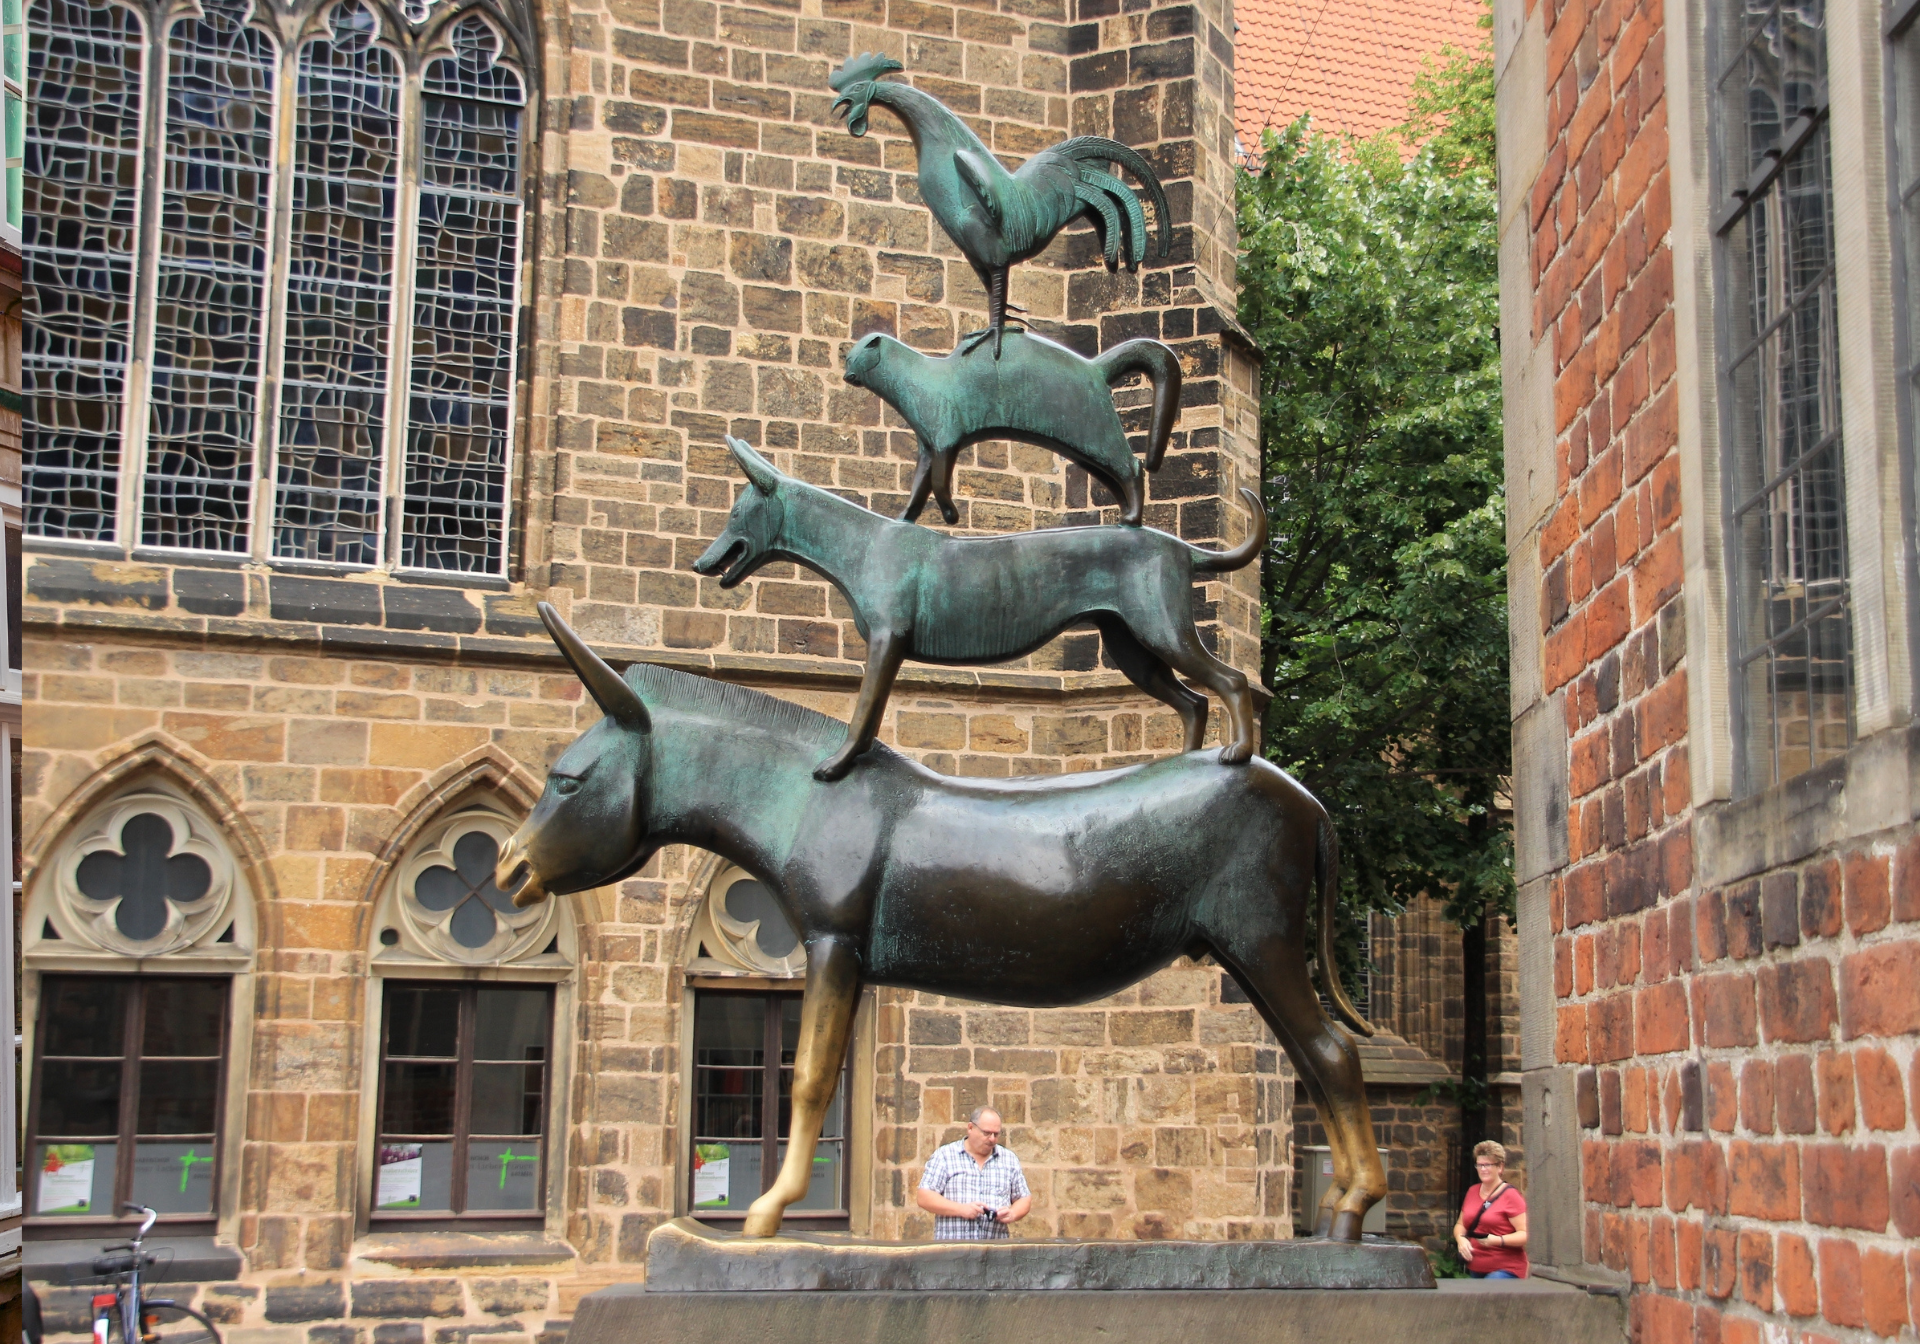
[92,1204,159,1344]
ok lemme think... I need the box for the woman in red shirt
[1453,1140,1528,1278]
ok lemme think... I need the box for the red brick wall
[1514,0,1920,1338]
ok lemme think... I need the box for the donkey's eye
[552,776,581,797]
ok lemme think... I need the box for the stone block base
[643,1218,1435,1290]
[571,1281,1626,1344]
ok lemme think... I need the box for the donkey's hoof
[742,1203,784,1238]
[1328,1210,1364,1243]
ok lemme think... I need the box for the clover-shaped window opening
[76,813,215,942]
[413,831,519,950]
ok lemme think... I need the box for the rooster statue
[830,52,1171,356]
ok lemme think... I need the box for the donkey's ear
[727,435,781,495]
[538,603,650,731]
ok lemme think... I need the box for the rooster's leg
[958,268,1027,357]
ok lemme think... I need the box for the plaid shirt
[919,1139,1030,1241]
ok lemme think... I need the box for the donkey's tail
[1188,488,1268,572]
[1316,810,1374,1037]
[1094,339,1183,470]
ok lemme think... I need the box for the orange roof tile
[1234,0,1487,153]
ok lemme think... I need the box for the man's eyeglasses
[969,1123,1003,1139]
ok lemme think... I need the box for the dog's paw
[1218,740,1253,765]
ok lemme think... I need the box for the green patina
[828,52,1170,353]
[843,329,1182,527]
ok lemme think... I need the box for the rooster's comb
[829,51,904,91]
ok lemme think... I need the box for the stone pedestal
[641,1217,1435,1291]
[569,1280,1627,1344]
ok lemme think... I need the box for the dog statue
[692,436,1266,781]
[843,329,1182,527]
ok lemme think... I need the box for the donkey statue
[495,603,1388,1242]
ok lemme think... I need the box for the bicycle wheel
[138,1303,222,1344]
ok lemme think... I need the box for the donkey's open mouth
[691,535,755,588]
[493,833,547,909]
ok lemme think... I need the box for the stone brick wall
[1499,0,1920,1334]
[17,0,1314,1323]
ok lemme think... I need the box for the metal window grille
[273,1,398,565]
[1713,0,1853,791]
[405,15,522,574]
[23,0,524,574]
[1892,0,1920,599]
[142,0,275,552]
[23,0,143,541]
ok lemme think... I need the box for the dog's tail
[1093,339,1182,470]
[1188,487,1268,572]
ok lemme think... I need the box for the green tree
[1237,32,1510,1101]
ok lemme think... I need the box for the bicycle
[84,1204,222,1344]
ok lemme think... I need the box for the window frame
[371,978,553,1229]
[1707,0,1855,795]
[22,0,535,579]
[23,973,231,1235]
[685,987,853,1229]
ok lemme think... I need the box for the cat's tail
[1188,487,1268,572]
[1093,339,1183,470]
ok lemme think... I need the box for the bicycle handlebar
[121,1204,159,1243]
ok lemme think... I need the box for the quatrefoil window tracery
[395,810,552,965]
[55,795,238,956]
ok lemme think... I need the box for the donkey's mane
[621,660,849,751]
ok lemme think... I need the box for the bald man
[915,1106,1032,1240]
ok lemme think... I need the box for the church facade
[18,0,1306,1328]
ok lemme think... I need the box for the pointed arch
[24,730,275,954]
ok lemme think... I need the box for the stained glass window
[141,0,275,553]
[1714,0,1851,789]
[274,0,398,565]
[407,15,522,573]
[23,0,524,573]
[23,0,143,541]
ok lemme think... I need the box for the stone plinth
[571,1280,1626,1344]
[641,1217,1435,1291]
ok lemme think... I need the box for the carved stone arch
[416,0,534,88]
[678,850,808,979]
[364,748,574,971]
[23,733,273,969]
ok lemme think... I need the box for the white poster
[377,1144,423,1209]
[693,1144,730,1208]
[40,1145,96,1213]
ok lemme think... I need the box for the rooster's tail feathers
[1073,183,1125,267]
[1078,167,1149,266]
[1055,137,1173,258]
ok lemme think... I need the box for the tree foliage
[1237,35,1511,944]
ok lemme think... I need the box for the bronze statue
[691,437,1267,780]
[829,52,1170,355]
[495,604,1385,1243]
[844,329,1182,527]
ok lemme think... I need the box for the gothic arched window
[24,0,529,576]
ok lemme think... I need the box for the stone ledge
[26,1236,243,1285]
[353,1231,578,1270]
[642,1218,1434,1291]
[571,1279,1624,1344]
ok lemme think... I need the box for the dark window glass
[689,991,848,1222]
[24,0,142,541]
[41,977,127,1056]
[375,980,550,1218]
[1714,0,1852,789]
[1894,0,1920,599]
[29,976,227,1222]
